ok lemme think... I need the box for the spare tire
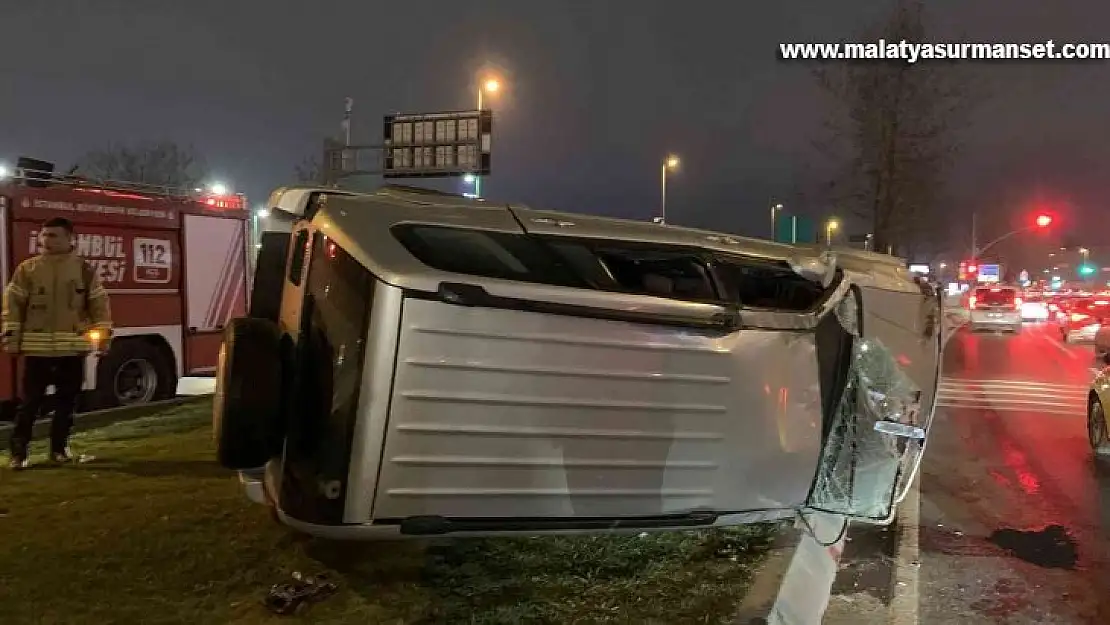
[249,232,290,322]
[213,317,284,469]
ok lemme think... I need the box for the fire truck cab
[0,157,251,417]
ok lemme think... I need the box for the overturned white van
[213,185,943,540]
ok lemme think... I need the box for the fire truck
[0,157,251,417]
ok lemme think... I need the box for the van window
[713,255,826,311]
[582,242,717,301]
[393,225,586,288]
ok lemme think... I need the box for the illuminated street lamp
[658,155,680,224]
[208,182,229,196]
[770,202,784,239]
[0,165,9,180]
[825,218,840,245]
[472,76,502,199]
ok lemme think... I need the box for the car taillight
[1071,312,1089,323]
[1014,297,1023,308]
[1048,303,1059,312]
[969,295,977,309]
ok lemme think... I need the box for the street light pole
[660,162,667,224]
[474,88,484,199]
[825,218,839,246]
[771,202,783,240]
[658,155,679,224]
[473,77,500,199]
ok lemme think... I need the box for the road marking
[1040,329,1081,359]
[935,402,1080,417]
[936,378,1089,414]
[940,378,1087,391]
[889,471,920,625]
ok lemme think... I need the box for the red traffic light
[1035,214,1053,228]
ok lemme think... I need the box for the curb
[732,525,805,623]
[731,512,848,625]
[0,395,211,439]
[765,512,848,624]
[887,472,921,625]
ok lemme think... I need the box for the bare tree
[813,1,974,256]
[73,141,208,189]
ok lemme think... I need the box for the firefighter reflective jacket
[2,253,113,356]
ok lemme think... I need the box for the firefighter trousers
[8,355,85,458]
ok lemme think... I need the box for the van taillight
[1071,312,1089,323]
[969,295,977,309]
[1014,297,1022,309]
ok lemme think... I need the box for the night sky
[2,0,1109,272]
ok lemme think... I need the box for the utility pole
[970,211,978,260]
[341,98,354,176]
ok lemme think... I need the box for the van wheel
[90,339,177,410]
[213,317,285,470]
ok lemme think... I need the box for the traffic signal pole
[970,213,1053,260]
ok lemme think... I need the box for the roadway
[829,320,1110,623]
[917,321,1110,623]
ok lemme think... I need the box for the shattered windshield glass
[809,295,926,520]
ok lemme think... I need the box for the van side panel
[370,297,824,521]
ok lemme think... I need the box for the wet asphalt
[826,319,1110,623]
[916,321,1110,623]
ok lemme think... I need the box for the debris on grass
[0,398,783,624]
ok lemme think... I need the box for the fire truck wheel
[213,317,284,470]
[91,339,178,410]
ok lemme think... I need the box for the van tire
[89,338,177,410]
[213,317,284,470]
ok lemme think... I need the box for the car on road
[1055,297,1110,343]
[1087,334,1110,458]
[211,185,944,541]
[968,286,1022,333]
[1019,291,1050,321]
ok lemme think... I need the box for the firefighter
[3,217,112,470]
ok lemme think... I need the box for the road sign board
[774,215,816,244]
[382,110,492,179]
[977,264,1000,283]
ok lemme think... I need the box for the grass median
[0,399,781,624]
